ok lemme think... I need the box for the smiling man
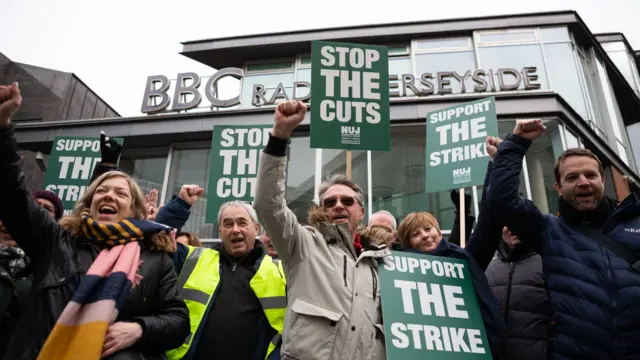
[254,100,390,360]
[158,196,287,360]
[487,119,640,360]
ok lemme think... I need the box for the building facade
[1,52,120,191]
[12,11,640,243]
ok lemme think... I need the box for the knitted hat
[33,190,64,220]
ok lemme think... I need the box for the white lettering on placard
[45,184,88,202]
[318,44,383,138]
[390,323,486,353]
[58,156,101,180]
[383,255,466,279]
[55,139,101,152]
[429,100,491,124]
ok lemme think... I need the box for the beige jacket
[254,152,390,360]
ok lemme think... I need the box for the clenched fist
[179,185,205,206]
[514,119,546,141]
[0,83,22,125]
[272,100,307,139]
[485,136,503,160]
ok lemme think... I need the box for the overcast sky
[2,0,639,117]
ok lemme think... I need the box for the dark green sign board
[310,40,390,151]
[425,97,498,193]
[379,251,491,359]
[205,125,273,224]
[43,136,123,215]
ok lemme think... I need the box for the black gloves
[100,131,122,164]
[450,189,473,215]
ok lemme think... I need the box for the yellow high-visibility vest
[166,245,286,360]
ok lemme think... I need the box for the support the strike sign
[205,125,273,224]
[425,97,498,193]
[310,41,390,151]
[43,136,124,215]
[379,251,491,359]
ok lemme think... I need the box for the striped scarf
[37,210,172,360]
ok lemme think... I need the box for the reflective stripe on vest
[166,246,287,360]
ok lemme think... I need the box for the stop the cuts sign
[205,125,273,224]
[310,41,390,151]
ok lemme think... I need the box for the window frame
[244,58,295,75]
[475,28,540,46]
[413,36,473,54]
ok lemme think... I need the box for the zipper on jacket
[503,262,516,325]
[232,262,237,272]
[343,255,347,287]
[370,267,377,300]
[601,247,618,355]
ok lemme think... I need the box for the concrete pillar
[528,157,550,214]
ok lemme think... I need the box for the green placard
[379,251,491,359]
[43,136,124,215]
[425,97,498,193]
[205,125,273,224]
[310,40,390,151]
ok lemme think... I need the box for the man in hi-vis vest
[159,195,286,360]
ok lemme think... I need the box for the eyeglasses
[322,196,360,208]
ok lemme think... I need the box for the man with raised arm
[254,100,389,360]
[487,119,640,360]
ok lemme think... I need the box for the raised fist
[179,185,205,206]
[272,100,307,139]
[100,131,122,164]
[0,83,22,125]
[514,119,546,141]
[485,136,503,160]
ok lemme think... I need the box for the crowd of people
[0,81,639,360]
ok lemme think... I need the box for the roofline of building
[594,32,637,55]
[13,61,121,117]
[181,10,576,46]
[180,10,580,66]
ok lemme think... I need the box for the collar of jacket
[558,195,617,227]
[217,239,266,267]
[316,222,358,259]
[497,240,536,262]
[403,237,459,257]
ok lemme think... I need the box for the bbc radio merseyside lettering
[379,252,491,360]
[425,97,498,193]
[205,125,272,224]
[310,41,390,151]
[43,136,123,214]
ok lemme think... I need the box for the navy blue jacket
[488,133,640,360]
[156,200,281,360]
[404,240,507,360]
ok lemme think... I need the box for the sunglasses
[322,196,360,208]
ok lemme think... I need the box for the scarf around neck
[37,210,172,360]
[558,196,618,228]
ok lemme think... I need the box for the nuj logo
[341,126,360,135]
[453,167,471,177]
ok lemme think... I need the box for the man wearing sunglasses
[254,100,390,360]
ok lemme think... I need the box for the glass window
[299,55,311,65]
[601,42,626,52]
[246,60,293,72]
[563,127,581,149]
[286,135,315,224]
[617,141,630,165]
[416,38,470,51]
[544,43,590,119]
[606,50,640,92]
[389,45,409,55]
[166,147,213,239]
[478,31,537,44]
[118,152,168,200]
[296,68,311,83]
[577,48,606,131]
[478,44,549,89]
[627,122,640,171]
[524,120,563,215]
[240,72,295,108]
[595,56,624,140]
[389,57,412,77]
[414,51,476,94]
[540,27,570,43]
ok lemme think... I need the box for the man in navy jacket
[487,119,640,360]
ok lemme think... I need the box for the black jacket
[0,124,190,360]
[486,242,551,360]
